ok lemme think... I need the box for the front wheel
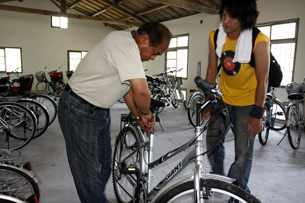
[270,98,286,131]
[152,178,261,203]
[287,103,302,149]
[36,81,49,95]
[187,92,205,127]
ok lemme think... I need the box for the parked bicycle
[35,66,65,97]
[0,96,38,151]
[258,86,287,145]
[149,69,186,112]
[0,150,39,203]
[112,76,260,203]
[283,77,305,149]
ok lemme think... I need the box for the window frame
[0,47,23,73]
[51,16,68,29]
[257,18,299,86]
[165,33,189,79]
[67,50,88,72]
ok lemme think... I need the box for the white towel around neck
[215,23,253,63]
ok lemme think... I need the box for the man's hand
[139,112,155,133]
[247,117,263,138]
[201,105,211,120]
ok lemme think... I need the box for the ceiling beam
[148,0,218,14]
[0,0,22,2]
[67,0,83,9]
[136,4,169,16]
[196,0,217,9]
[99,0,146,24]
[0,4,142,27]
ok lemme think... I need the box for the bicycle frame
[118,99,233,202]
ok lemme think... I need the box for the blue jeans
[206,104,255,192]
[58,91,112,203]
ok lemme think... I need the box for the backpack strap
[214,28,219,50]
[249,27,260,68]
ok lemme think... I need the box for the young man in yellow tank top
[203,0,270,197]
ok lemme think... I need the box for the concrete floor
[16,101,305,203]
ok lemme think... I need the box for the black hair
[219,0,259,30]
[137,22,172,47]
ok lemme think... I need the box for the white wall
[0,0,304,102]
[0,0,115,85]
[144,0,305,102]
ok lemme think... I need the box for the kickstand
[277,130,287,145]
[156,115,164,132]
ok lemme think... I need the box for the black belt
[65,84,108,110]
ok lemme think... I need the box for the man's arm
[202,36,219,120]
[247,41,270,137]
[125,78,155,132]
[206,36,219,84]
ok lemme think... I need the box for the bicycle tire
[151,87,165,114]
[31,94,58,126]
[152,178,261,203]
[112,126,142,203]
[0,103,37,151]
[171,89,179,108]
[187,92,205,127]
[270,98,286,131]
[53,81,64,97]
[0,164,40,202]
[36,81,49,95]
[287,103,302,149]
[0,194,27,203]
[177,87,187,109]
[17,99,49,139]
[258,103,270,145]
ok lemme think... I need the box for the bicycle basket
[35,71,46,82]
[286,82,304,100]
[49,71,63,81]
[177,77,183,85]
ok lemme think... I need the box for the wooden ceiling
[0,0,221,30]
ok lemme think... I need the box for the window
[165,34,189,79]
[68,51,88,71]
[257,19,299,86]
[0,47,22,73]
[51,16,68,29]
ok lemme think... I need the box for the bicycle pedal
[123,167,139,174]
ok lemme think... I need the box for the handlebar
[194,76,222,99]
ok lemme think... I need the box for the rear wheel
[287,103,302,149]
[112,127,142,203]
[49,81,64,97]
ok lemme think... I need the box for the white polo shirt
[68,31,146,108]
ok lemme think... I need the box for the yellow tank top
[209,30,270,106]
